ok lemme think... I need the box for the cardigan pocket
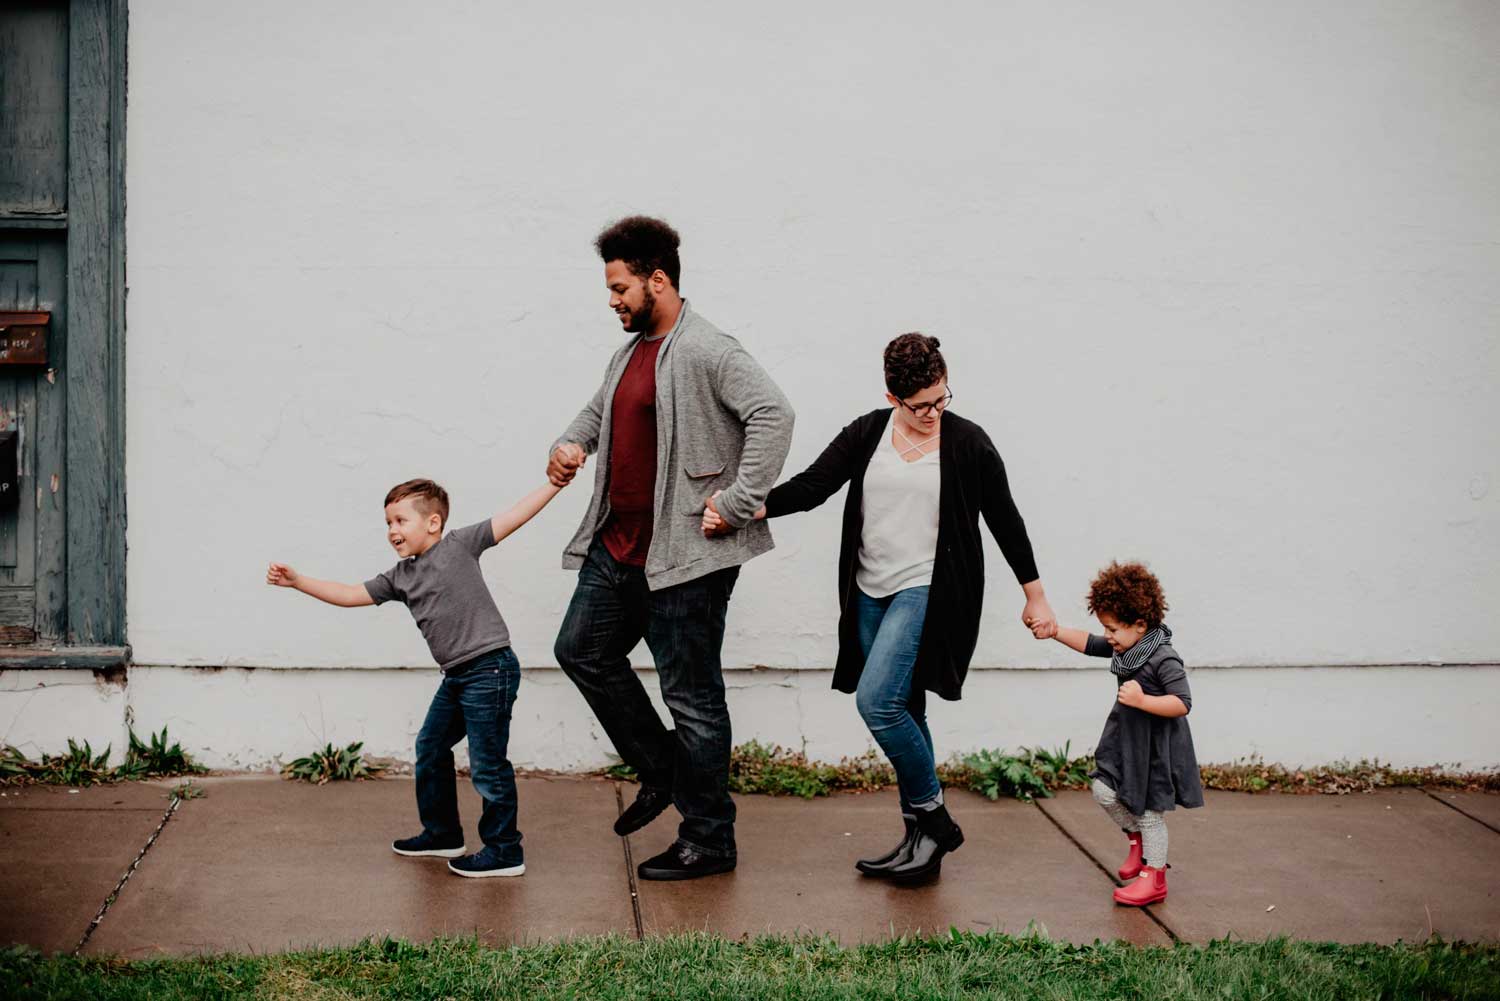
[680,461,728,514]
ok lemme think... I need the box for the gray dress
[1085,634,1204,816]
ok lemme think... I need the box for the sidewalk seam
[1421,787,1500,837]
[614,783,645,940]
[2,807,163,814]
[1032,798,1180,944]
[72,791,185,956]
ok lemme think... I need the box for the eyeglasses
[897,387,953,418]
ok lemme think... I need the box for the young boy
[1034,561,1202,905]
[267,477,560,878]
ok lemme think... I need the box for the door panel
[0,2,70,215]
[0,233,68,643]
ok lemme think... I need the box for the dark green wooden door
[0,0,125,651]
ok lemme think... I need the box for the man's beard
[625,288,656,333]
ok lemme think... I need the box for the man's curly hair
[1087,561,1169,629]
[595,215,682,289]
[884,332,947,401]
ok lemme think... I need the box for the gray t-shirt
[364,520,511,671]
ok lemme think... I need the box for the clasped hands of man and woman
[543,443,1059,638]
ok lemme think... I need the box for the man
[550,216,793,880]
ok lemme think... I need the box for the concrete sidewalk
[2,776,1496,957]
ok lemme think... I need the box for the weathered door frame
[0,0,127,664]
[64,0,127,650]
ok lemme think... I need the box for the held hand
[547,444,587,488]
[1117,679,1145,708]
[701,504,726,535]
[1021,595,1057,637]
[266,562,299,587]
[702,491,733,538]
[1031,619,1058,640]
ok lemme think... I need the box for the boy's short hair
[384,478,450,527]
[884,332,947,400]
[595,215,682,289]
[1087,561,1169,629]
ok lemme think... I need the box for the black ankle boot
[887,804,964,881]
[855,814,918,876]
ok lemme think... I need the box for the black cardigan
[764,408,1039,701]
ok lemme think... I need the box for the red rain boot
[1113,865,1168,906]
[1117,831,1143,881]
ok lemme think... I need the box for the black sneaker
[392,831,466,858]
[613,785,673,837]
[637,841,736,881]
[448,846,526,878]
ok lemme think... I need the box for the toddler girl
[1037,561,1202,905]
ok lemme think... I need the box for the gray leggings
[1092,779,1168,868]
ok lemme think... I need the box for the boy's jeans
[414,646,522,861]
[852,585,942,811]
[554,537,740,857]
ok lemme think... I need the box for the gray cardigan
[553,301,795,590]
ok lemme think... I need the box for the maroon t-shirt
[601,336,665,567]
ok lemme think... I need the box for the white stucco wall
[96,2,1500,767]
[5,664,1496,771]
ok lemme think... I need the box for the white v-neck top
[855,408,942,598]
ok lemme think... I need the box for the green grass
[0,727,206,788]
[3,934,1497,1000]
[943,744,1095,802]
[12,731,1499,801]
[607,741,1098,802]
[1199,756,1500,795]
[117,726,209,781]
[729,741,898,799]
[0,738,114,786]
[605,741,1500,802]
[282,741,386,784]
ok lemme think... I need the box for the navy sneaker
[448,846,525,878]
[392,831,466,858]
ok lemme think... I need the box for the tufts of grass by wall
[608,740,1500,801]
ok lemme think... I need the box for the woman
[703,333,1055,880]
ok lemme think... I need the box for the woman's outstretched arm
[763,415,870,517]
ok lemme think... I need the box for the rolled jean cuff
[910,788,942,811]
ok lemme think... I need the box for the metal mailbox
[0,312,50,366]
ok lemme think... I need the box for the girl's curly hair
[883,332,947,401]
[1087,561,1169,628]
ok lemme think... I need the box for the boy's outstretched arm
[489,482,563,544]
[266,563,374,607]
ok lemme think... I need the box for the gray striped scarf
[1111,624,1173,678]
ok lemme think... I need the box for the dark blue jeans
[554,537,740,857]
[414,646,522,862]
[853,585,942,811]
